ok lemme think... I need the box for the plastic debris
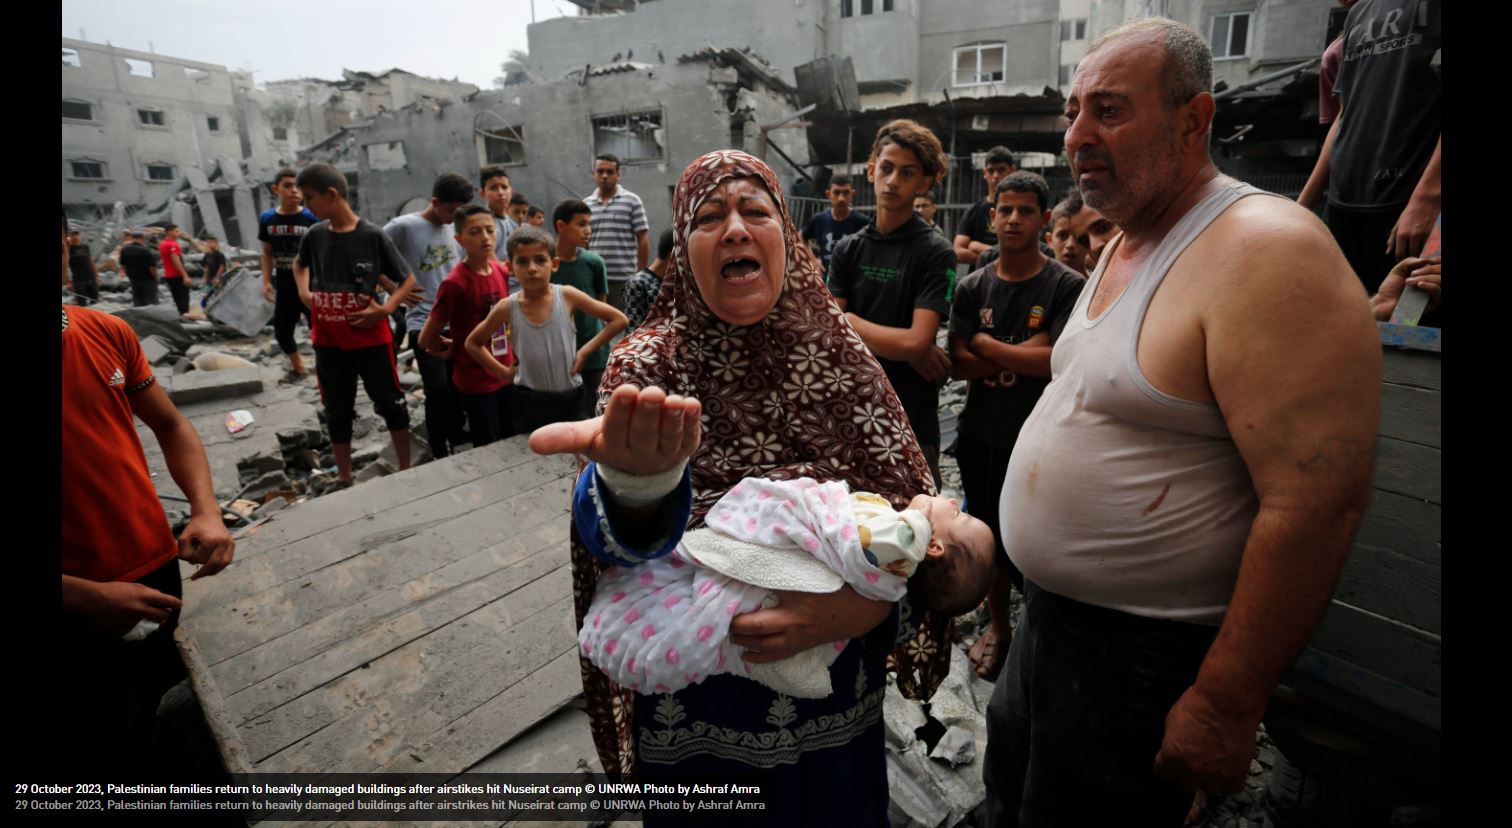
[225,409,255,433]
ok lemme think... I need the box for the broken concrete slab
[353,459,396,483]
[204,267,275,337]
[887,748,953,828]
[929,725,976,768]
[241,469,292,502]
[141,335,174,366]
[113,305,193,351]
[236,450,286,479]
[163,367,264,405]
[885,676,927,751]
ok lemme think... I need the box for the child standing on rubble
[419,205,516,448]
[293,163,418,488]
[465,225,626,435]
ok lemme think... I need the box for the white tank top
[998,177,1277,624]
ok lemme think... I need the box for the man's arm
[172,250,189,282]
[1154,207,1381,794]
[1390,136,1441,259]
[949,336,1000,381]
[969,331,1053,377]
[129,382,234,580]
[952,234,981,265]
[1297,115,1341,210]
[635,229,650,272]
[293,259,313,309]
[846,308,943,364]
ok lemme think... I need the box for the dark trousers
[982,582,1218,827]
[514,385,583,434]
[407,330,465,458]
[50,558,186,772]
[129,276,159,307]
[956,433,1021,589]
[73,278,99,305]
[579,367,606,418]
[166,276,191,314]
[314,343,410,444]
[273,271,311,355]
[461,386,517,447]
[1325,204,1399,296]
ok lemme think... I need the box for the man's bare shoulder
[1200,193,1360,302]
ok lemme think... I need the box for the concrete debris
[288,447,324,472]
[171,357,195,375]
[378,431,431,468]
[204,267,276,337]
[240,469,292,502]
[112,305,194,351]
[226,499,260,518]
[398,372,423,389]
[141,335,177,366]
[884,674,928,751]
[253,498,289,517]
[236,450,286,478]
[929,726,977,768]
[192,351,259,371]
[887,748,953,828]
[354,459,396,483]
[164,366,264,404]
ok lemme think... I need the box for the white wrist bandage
[596,460,689,507]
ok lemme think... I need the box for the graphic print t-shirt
[801,209,870,268]
[431,260,510,396]
[384,212,459,333]
[296,219,410,350]
[259,207,319,278]
[948,258,1085,449]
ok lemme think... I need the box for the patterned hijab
[570,149,954,776]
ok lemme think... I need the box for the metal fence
[788,169,1308,238]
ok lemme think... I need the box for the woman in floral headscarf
[531,150,955,825]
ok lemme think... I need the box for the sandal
[968,625,1010,680]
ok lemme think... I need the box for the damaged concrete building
[306,47,809,234]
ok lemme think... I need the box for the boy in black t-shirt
[260,167,320,380]
[801,174,870,271]
[293,163,417,488]
[948,171,1085,679]
[828,119,956,484]
[952,146,1017,267]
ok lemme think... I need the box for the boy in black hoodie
[828,119,956,483]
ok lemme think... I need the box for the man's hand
[729,586,892,663]
[1152,685,1260,795]
[80,581,184,636]
[263,282,275,303]
[529,384,700,476]
[572,348,589,377]
[348,298,390,329]
[424,335,454,359]
[402,285,426,307]
[1371,256,1442,321]
[1388,196,1439,260]
[909,345,951,381]
[178,513,234,580]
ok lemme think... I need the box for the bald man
[982,18,1380,825]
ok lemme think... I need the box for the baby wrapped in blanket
[579,476,994,698]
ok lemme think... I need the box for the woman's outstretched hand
[528,384,702,476]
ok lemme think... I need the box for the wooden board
[177,436,587,777]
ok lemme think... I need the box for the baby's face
[909,494,995,561]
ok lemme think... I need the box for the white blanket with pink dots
[578,477,908,699]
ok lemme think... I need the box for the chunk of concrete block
[241,469,291,501]
[164,367,264,405]
[354,459,396,483]
[930,648,986,730]
[112,305,193,351]
[928,725,977,768]
[141,335,176,366]
[884,681,928,751]
[203,266,276,337]
[886,747,952,828]
[236,451,286,478]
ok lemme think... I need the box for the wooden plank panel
[186,453,575,612]
[189,478,574,662]
[244,573,574,768]
[1378,383,1439,449]
[224,540,569,722]
[1354,490,1440,567]
[1335,543,1441,635]
[1381,348,1440,392]
[1289,648,1441,733]
[227,438,565,563]
[381,650,583,774]
[211,519,569,697]
[1372,437,1441,504]
[1306,600,1440,700]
